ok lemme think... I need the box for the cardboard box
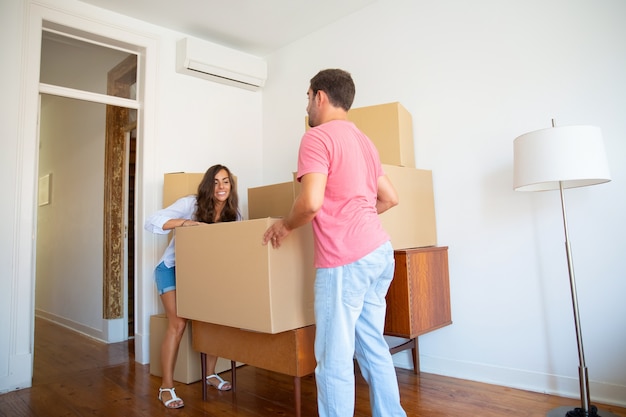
[379,164,437,249]
[163,172,205,207]
[348,102,415,168]
[250,165,436,250]
[306,102,415,167]
[248,181,296,219]
[163,172,239,207]
[149,314,232,383]
[175,218,316,333]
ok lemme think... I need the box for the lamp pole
[545,164,617,417]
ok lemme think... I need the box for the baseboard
[0,352,32,394]
[35,309,106,342]
[135,330,149,364]
[391,347,626,408]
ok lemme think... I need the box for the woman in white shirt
[145,164,241,409]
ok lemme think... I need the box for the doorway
[37,28,139,342]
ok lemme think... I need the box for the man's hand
[262,173,325,249]
[262,219,292,248]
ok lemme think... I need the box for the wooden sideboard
[192,321,316,417]
[385,246,452,373]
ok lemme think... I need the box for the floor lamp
[513,122,616,417]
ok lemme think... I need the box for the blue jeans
[314,241,406,417]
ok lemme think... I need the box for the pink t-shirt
[297,119,390,268]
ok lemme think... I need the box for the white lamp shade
[513,125,611,192]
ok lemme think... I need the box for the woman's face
[213,169,231,203]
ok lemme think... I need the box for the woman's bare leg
[205,354,232,390]
[159,290,186,406]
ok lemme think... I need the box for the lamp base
[547,405,621,417]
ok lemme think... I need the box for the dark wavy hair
[309,68,355,111]
[194,164,239,223]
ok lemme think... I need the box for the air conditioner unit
[176,37,267,91]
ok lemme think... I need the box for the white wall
[262,0,626,406]
[36,96,107,336]
[1,0,264,392]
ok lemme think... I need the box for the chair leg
[230,360,237,392]
[294,376,302,417]
[200,352,207,401]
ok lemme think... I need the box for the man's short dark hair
[310,69,355,111]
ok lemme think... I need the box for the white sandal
[206,374,232,391]
[158,387,184,408]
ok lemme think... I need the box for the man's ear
[316,89,326,105]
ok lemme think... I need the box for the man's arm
[263,172,326,248]
[376,174,399,214]
[284,172,326,229]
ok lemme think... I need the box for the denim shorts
[154,261,176,295]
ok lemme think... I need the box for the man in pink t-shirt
[263,69,407,417]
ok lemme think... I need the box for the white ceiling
[77,0,377,56]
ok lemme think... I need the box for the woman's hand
[163,218,201,230]
[180,220,202,227]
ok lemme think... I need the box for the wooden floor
[1,318,624,417]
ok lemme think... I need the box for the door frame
[103,54,137,321]
[20,5,160,375]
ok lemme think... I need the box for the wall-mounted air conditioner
[176,37,267,91]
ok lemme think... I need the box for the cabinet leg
[412,338,420,375]
[388,337,420,374]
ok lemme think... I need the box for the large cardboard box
[306,102,415,167]
[175,218,316,333]
[149,314,232,383]
[249,165,437,250]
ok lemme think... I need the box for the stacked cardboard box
[163,171,239,208]
[251,101,437,250]
[173,101,438,336]
[347,102,415,167]
[305,102,415,168]
[149,314,233,383]
[163,172,205,207]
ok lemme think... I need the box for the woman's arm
[144,195,197,234]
